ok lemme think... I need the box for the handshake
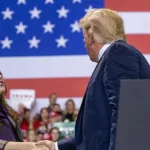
[35,140,56,150]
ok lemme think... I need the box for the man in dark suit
[36,8,150,150]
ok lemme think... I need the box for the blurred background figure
[27,129,37,142]
[36,131,43,142]
[50,104,64,123]
[20,109,31,131]
[64,99,78,122]
[18,103,25,117]
[40,108,49,126]
[48,93,57,113]
[20,108,31,139]
[50,127,60,142]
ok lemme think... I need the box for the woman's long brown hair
[0,75,20,123]
[1,97,20,123]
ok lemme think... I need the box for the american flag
[0,0,150,106]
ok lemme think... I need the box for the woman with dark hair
[0,72,23,142]
[33,108,49,130]
[40,108,49,124]
[0,72,47,150]
[50,127,60,142]
[64,99,78,122]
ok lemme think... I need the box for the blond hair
[80,8,127,44]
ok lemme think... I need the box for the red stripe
[105,0,150,11]
[127,34,150,54]
[5,77,89,98]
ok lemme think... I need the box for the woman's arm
[0,140,48,150]
[4,142,35,150]
[0,140,35,150]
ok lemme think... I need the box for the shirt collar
[98,42,114,61]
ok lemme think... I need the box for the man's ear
[88,32,95,46]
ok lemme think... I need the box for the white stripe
[143,54,150,63]
[0,55,96,79]
[119,12,150,34]
[1,54,150,79]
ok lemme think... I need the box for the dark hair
[66,99,75,105]
[65,99,76,113]
[49,93,57,98]
[66,99,75,107]
[40,107,49,120]
[53,104,60,107]
[40,107,48,114]
[0,72,20,123]
[50,127,60,134]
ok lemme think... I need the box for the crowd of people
[18,93,79,143]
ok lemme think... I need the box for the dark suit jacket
[0,103,23,147]
[58,40,150,150]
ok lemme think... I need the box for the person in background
[40,108,49,126]
[18,103,25,124]
[49,104,63,123]
[20,108,31,132]
[52,104,62,114]
[27,129,36,142]
[37,124,47,134]
[20,108,37,140]
[50,128,60,142]
[47,93,57,113]
[32,114,41,131]
[36,124,52,142]
[36,131,43,142]
[18,103,25,116]
[36,109,52,142]
[32,108,50,132]
[64,99,78,122]
[42,132,52,142]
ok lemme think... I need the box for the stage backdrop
[0,0,150,111]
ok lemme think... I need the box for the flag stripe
[5,77,89,98]
[105,0,150,11]
[1,56,96,79]
[119,12,150,34]
[2,51,150,79]
[127,35,150,54]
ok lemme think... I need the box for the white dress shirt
[54,42,113,150]
[55,142,59,150]
[98,43,113,61]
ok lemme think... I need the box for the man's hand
[36,140,56,150]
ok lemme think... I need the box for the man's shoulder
[105,40,140,58]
